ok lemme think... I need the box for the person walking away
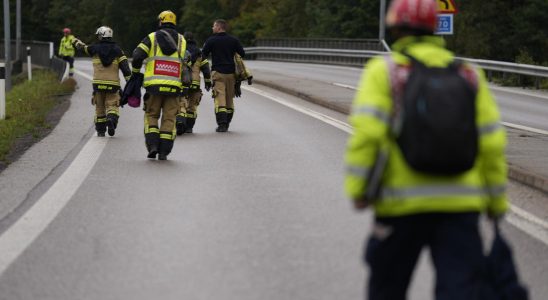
[59,28,76,77]
[201,19,245,132]
[344,0,509,299]
[73,26,131,137]
[131,10,189,160]
[176,31,212,135]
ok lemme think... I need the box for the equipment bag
[388,54,479,175]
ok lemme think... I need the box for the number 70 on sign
[435,14,453,35]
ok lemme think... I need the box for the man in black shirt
[202,19,245,132]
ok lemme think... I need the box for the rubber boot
[176,115,186,136]
[185,117,196,133]
[215,111,228,132]
[158,137,174,161]
[106,114,119,137]
[95,120,106,137]
[145,132,160,159]
[226,109,234,129]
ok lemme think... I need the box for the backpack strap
[384,54,411,136]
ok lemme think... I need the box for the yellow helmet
[158,10,176,25]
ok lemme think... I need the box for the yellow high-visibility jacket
[59,35,75,57]
[344,36,508,217]
[139,32,187,94]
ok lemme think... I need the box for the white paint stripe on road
[502,122,548,136]
[243,86,353,134]
[332,82,358,90]
[248,85,548,247]
[74,69,93,81]
[0,68,107,276]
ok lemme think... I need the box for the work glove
[247,76,253,85]
[204,79,212,92]
[119,90,127,108]
[235,81,242,98]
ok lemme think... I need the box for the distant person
[344,0,509,299]
[176,31,212,135]
[73,26,131,137]
[201,19,246,132]
[59,28,76,77]
[131,10,189,160]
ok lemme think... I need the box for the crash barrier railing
[49,56,68,81]
[244,46,548,88]
[0,40,55,75]
[256,38,385,51]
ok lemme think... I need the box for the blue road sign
[436,14,453,35]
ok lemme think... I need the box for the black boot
[185,117,196,133]
[145,131,160,159]
[158,136,174,160]
[215,111,228,133]
[95,118,106,137]
[176,115,186,136]
[226,109,234,129]
[106,114,118,137]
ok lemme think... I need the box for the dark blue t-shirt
[202,32,245,74]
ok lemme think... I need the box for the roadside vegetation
[0,70,75,163]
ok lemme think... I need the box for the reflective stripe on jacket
[59,35,75,57]
[344,36,509,217]
[140,32,186,92]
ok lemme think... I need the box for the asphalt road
[0,60,546,299]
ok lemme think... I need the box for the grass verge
[0,70,75,164]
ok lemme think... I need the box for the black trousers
[365,212,484,300]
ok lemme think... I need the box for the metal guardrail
[245,46,548,87]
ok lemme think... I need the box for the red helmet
[63,28,71,34]
[386,0,438,32]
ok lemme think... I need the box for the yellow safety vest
[141,32,186,92]
[59,35,75,57]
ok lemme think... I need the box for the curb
[255,79,548,195]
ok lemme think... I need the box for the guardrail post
[0,62,5,120]
[535,77,540,90]
[26,46,32,81]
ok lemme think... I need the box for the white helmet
[96,26,113,40]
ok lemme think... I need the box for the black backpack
[388,54,478,175]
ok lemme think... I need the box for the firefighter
[73,26,131,137]
[131,10,189,160]
[202,19,245,132]
[344,0,509,299]
[176,31,212,135]
[59,28,76,77]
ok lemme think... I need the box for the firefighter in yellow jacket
[131,10,189,160]
[344,0,509,298]
[59,28,76,77]
[176,31,212,135]
[73,26,131,137]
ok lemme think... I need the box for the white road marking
[243,86,353,134]
[332,82,358,90]
[0,69,108,276]
[502,122,548,136]
[74,69,93,81]
[247,85,548,247]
